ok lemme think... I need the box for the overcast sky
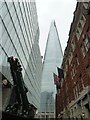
[36,0,77,56]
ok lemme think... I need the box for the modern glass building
[0,0,42,111]
[40,20,63,118]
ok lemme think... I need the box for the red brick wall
[55,4,90,118]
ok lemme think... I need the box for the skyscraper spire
[40,20,63,118]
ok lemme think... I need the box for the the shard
[40,20,63,118]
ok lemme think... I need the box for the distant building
[56,2,90,119]
[0,1,42,111]
[39,20,63,118]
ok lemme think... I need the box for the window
[68,52,73,65]
[1,3,8,19]
[83,3,88,9]
[71,41,75,52]
[71,70,73,79]
[72,68,75,77]
[3,11,11,27]
[80,75,85,89]
[75,55,79,66]
[7,19,13,33]
[66,64,68,71]
[87,27,90,37]
[76,15,86,40]
[81,45,86,58]
[74,84,78,98]
[76,57,79,65]
[78,22,82,35]
[78,22,82,28]
[74,65,76,75]
[71,66,76,79]
[65,61,68,72]
[87,66,90,77]
[4,36,11,52]
[64,70,66,78]
[83,37,90,52]
[76,29,80,40]
[74,81,80,99]
[71,69,74,79]
[80,15,86,28]
[74,67,76,76]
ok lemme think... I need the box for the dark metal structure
[3,56,36,119]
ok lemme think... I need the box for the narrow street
[0,1,90,120]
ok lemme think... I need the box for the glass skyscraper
[40,20,63,118]
[0,1,42,111]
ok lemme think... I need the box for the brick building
[56,2,90,119]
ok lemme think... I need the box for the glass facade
[40,21,63,116]
[0,1,42,110]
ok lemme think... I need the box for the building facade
[0,0,42,112]
[39,20,63,118]
[56,2,90,119]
